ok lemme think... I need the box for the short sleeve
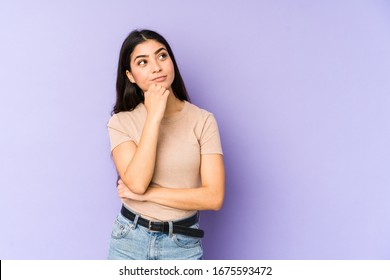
[107,114,134,151]
[200,113,223,155]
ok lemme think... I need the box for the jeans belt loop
[132,214,139,230]
[168,221,174,238]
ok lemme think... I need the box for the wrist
[146,113,163,125]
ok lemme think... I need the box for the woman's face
[126,39,175,92]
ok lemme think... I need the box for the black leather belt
[120,205,204,238]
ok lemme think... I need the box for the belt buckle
[148,220,165,233]
[148,220,159,232]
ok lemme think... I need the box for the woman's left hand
[117,179,145,201]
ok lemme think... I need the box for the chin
[157,82,173,90]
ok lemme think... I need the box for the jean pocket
[172,224,202,249]
[111,214,131,239]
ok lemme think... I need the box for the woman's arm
[118,154,225,210]
[112,84,169,194]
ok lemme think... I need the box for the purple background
[1,0,390,259]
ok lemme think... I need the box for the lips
[151,76,167,82]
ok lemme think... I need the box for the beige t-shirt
[107,101,223,221]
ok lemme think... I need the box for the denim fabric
[107,213,203,260]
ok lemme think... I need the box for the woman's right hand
[144,83,170,122]
[112,84,169,195]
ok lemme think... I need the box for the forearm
[143,184,224,211]
[122,116,161,194]
[117,154,225,210]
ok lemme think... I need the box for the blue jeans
[107,212,203,260]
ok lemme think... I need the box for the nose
[151,59,161,73]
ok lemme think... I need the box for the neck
[164,90,185,117]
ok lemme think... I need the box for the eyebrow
[133,47,167,62]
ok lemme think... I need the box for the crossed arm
[117,152,225,211]
[111,120,225,212]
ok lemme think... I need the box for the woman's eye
[138,60,147,66]
[158,53,168,60]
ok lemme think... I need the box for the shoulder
[184,102,220,137]
[185,101,216,121]
[107,103,146,128]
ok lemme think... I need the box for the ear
[125,70,135,83]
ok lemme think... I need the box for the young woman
[107,29,225,260]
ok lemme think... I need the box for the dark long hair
[112,29,190,114]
